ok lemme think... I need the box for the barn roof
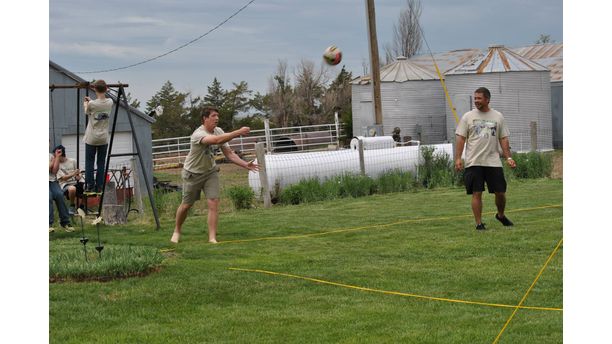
[49,60,154,124]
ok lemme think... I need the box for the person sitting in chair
[55,145,85,214]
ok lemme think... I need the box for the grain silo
[351,56,447,144]
[444,45,553,152]
[513,43,563,149]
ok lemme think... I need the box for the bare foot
[170,232,180,243]
[208,239,218,244]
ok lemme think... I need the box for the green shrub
[50,239,163,282]
[226,185,255,210]
[419,146,462,189]
[510,151,553,179]
[279,183,305,205]
[376,169,416,194]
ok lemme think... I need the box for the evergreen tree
[146,81,189,139]
[203,78,225,109]
[220,81,252,130]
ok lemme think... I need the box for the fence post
[255,142,271,208]
[358,138,366,176]
[299,126,304,151]
[530,121,538,152]
[334,111,340,147]
[264,119,271,153]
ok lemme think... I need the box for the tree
[293,60,328,125]
[125,92,141,109]
[535,34,555,44]
[220,81,252,130]
[203,77,225,109]
[384,0,423,64]
[146,81,190,139]
[322,66,353,140]
[250,91,271,118]
[268,60,295,127]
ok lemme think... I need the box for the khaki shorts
[181,168,220,205]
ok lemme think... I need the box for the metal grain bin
[351,56,447,144]
[444,45,554,152]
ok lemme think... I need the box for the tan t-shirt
[83,98,113,145]
[57,158,82,189]
[455,108,509,168]
[183,126,230,174]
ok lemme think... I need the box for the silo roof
[446,45,548,75]
[512,43,563,82]
[409,48,483,74]
[351,56,438,85]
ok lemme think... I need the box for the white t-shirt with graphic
[57,157,83,190]
[83,98,113,145]
[455,108,510,168]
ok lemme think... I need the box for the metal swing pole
[76,88,81,170]
[49,88,56,146]
[96,86,161,230]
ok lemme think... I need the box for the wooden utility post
[365,0,384,132]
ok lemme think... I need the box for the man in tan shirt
[171,107,259,244]
[455,87,517,230]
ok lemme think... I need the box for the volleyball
[323,45,342,65]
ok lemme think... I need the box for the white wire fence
[152,115,344,170]
[248,140,454,206]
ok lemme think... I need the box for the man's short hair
[92,80,107,93]
[53,144,66,157]
[475,87,491,100]
[202,107,219,119]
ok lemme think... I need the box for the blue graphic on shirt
[94,112,109,121]
[472,119,497,139]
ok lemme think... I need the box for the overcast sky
[49,0,563,110]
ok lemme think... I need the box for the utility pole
[365,0,384,133]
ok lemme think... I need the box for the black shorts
[464,166,507,194]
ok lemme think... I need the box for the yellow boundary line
[216,204,562,245]
[229,267,562,312]
[492,237,564,343]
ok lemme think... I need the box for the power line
[76,0,256,74]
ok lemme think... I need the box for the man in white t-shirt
[170,107,259,244]
[83,79,113,193]
[454,87,517,231]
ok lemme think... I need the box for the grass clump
[376,169,417,194]
[226,185,255,210]
[509,151,553,179]
[50,239,163,282]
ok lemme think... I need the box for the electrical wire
[76,0,256,74]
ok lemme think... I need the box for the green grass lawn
[49,178,562,343]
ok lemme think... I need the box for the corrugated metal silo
[444,45,554,152]
[351,56,447,144]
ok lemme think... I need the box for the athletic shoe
[68,206,76,215]
[62,224,75,232]
[476,223,486,231]
[49,227,55,233]
[495,214,514,227]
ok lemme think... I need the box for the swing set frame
[49,82,160,230]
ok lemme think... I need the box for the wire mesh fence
[152,118,344,169]
[248,140,454,200]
